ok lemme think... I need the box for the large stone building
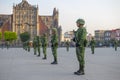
[94,29,120,47]
[111,29,120,41]
[0,0,62,45]
[104,30,111,41]
[64,31,74,42]
[94,30,105,41]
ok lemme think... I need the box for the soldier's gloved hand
[76,43,80,47]
[73,37,75,42]
[51,44,53,47]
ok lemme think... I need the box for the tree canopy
[4,31,17,42]
[0,32,2,40]
[20,32,30,42]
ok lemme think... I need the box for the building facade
[111,29,120,41]
[115,29,120,41]
[95,30,105,41]
[0,0,62,45]
[104,30,112,46]
[64,31,74,42]
[104,30,111,41]
[0,15,12,40]
[13,0,39,43]
[95,29,120,47]
[87,33,93,42]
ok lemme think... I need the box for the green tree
[4,31,17,41]
[4,31,10,41]
[20,32,30,42]
[9,32,17,42]
[0,32,2,40]
[4,31,17,47]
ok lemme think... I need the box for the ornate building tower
[40,8,62,46]
[52,8,62,45]
[12,0,39,43]
[53,8,59,28]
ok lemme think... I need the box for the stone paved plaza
[0,47,120,80]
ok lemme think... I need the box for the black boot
[79,66,85,75]
[80,69,85,75]
[37,54,40,57]
[42,56,47,60]
[74,65,85,75]
[51,61,57,64]
[34,52,36,55]
[51,61,58,64]
[51,57,58,64]
[74,71,84,75]
[74,70,80,75]
[74,64,81,75]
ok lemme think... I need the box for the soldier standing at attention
[33,37,37,55]
[73,18,87,75]
[90,37,96,54]
[42,33,48,59]
[33,36,41,56]
[66,40,70,52]
[26,40,30,52]
[51,28,58,64]
[114,39,118,51]
[36,36,41,57]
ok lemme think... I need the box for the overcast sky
[0,0,120,35]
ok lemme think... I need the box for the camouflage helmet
[52,28,57,33]
[76,18,85,25]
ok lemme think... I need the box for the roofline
[39,15,52,17]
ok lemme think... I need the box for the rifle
[73,29,87,47]
[73,30,77,43]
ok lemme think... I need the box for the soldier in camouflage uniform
[24,40,30,52]
[6,41,9,49]
[73,18,87,75]
[114,39,118,51]
[41,33,48,59]
[51,28,58,64]
[33,36,41,56]
[90,37,95,54]
[36,36,41,56]
[28,41,31,52]
[33,37,37,55]
[23,41,27,51]
[65,40,70,52]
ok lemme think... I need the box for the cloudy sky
[0,0,120,35]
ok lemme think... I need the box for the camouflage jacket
[51,34,58,47]
[90,40,96,47]
[75,27,87,47]
[42,36,47,47]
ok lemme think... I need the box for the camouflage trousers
[115,46,117,51]
[91,46,95,54]
[43,47,47,57]
[51,47,58,61]
[34,47,40,55]
[76,46,85,68]
[66,46,69,51]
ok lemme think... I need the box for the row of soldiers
[33,34,47,59]
[22,18,119,76]
[23,28,58,64]
[89,38,119,54]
